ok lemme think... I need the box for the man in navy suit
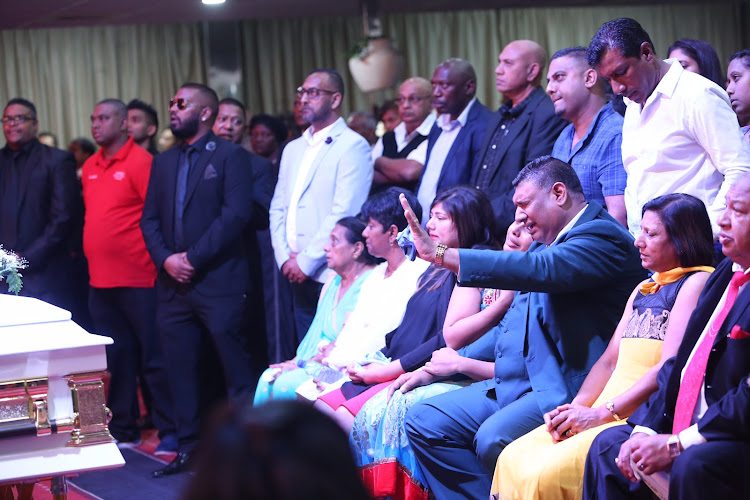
[416,58,493,217]
[0,98,78,308]
[472,40,567,232]
[400,156,646,499]
[141,83,255,477]
[583,173,750,499]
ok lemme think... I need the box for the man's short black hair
[551,47,589,65]
[587,18,655,68]
[5,98,37,119]
[307,68,345,98]
[70,137,97,155]
[513,155,585,201]
[97,99,128,121]
[218,97,246,116]
[180,83,219,118]
[127,99,159,130]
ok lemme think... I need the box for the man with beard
[141,83,255,477]
[83,99,176,453]
[269,68,372,344]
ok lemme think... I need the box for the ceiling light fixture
[202,0,226,5]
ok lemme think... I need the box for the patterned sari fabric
[351,289,500,499]
[254,270,370,404]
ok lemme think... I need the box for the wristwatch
[666,434,683,458]
[435,243,448,266]
[605,400,621,421]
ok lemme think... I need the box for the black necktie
[174,146,194,249]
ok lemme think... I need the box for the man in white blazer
[269,68,373,345]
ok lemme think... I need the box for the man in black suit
[472,40,567,232]
[212,97,274,373]
[141,83,255,477]
[583,173,750,499]
[0,98,78,309]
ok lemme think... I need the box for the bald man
[547,47,627,226]
[372,77,436,192]
[472,40,566,231]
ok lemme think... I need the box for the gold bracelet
[605,400,621,421]
[435,243,448,266]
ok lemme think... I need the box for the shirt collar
[499,87,541,118]
[2,138,37,158]
[551,204,588,246]
[625,59,682,108]
[94,137,136,168]
[436,97,476,132]
[303,117,341,146]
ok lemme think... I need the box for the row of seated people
[254,152,747,499]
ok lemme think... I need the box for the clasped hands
[164,252,194,283]
[282,254,309,284]
[544,402,608,442]
[615,433,674,481]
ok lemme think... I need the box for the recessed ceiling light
[202,0,226,5]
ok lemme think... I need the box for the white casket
[0,295,124,484]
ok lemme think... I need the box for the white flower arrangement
[0,245,26,294]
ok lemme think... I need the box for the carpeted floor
[29,429,190,500]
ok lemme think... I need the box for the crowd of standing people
[2,14,750,500]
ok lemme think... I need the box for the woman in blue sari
[254,216,378,404]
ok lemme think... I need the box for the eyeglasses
[169,98,196,111]
[295,87,337,100]
[396,96,431,105]
[1,115,35,125]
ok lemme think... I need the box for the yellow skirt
[491,337,663,500]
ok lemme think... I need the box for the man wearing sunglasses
[269,68,373,345]
[141,83,256,477]
[0,98,79,309]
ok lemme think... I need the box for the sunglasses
[169,98,196,111]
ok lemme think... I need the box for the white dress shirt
[286,119,339,253]
[621,60,750,237]
[417,98,477,216]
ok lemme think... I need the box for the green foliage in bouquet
[0,246,25,295]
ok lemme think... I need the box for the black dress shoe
[152,451,192,478]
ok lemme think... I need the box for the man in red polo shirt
[82,99,176,454]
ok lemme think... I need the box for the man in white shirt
[588,17,750,237]
[417,58,494,216]
[269,68,373,340]
[583,172,750,500]
[371,77,435,192]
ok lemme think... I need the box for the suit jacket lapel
[484,89,544,183]
[184,137,218,209]
[298,119,346,199]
